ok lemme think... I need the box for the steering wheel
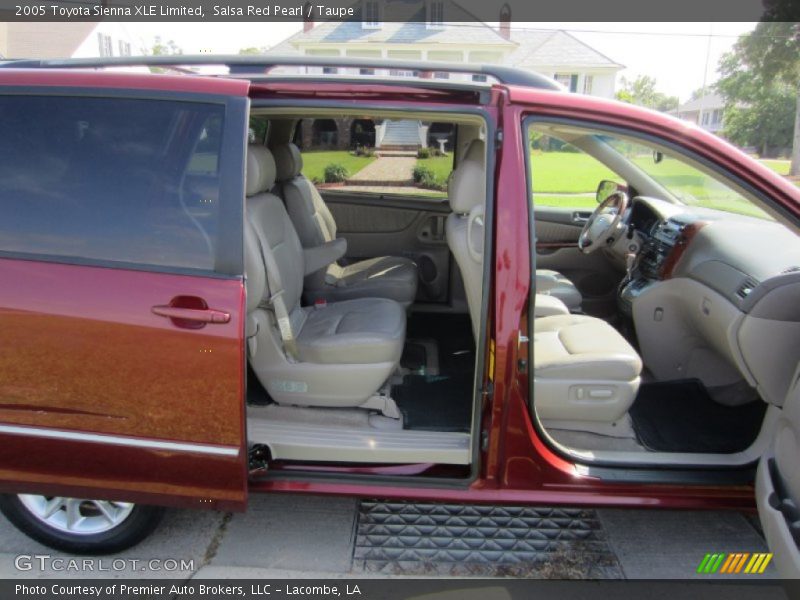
[578,190,629,254]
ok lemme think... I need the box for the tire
[0,494,164,555]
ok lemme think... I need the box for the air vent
[736,278,759,299]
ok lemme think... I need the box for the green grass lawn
[415,155,455,188]
[760,159,791,176]
[529,151,777,219]
[301,150,376,183]
[530,151,622,194]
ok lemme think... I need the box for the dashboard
[615,195,800,408]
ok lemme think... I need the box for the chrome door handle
[152,305,230,324]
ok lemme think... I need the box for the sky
[119,21,757,102]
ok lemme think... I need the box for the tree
[717,22,799,175]
[145,37,183,74]
[720,84,796,157]
[239,47,269,55]
[616,75,679,113]
[150,36,182,56]
[689,86,714,101]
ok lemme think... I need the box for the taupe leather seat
[536,270,582,311]
[533,314,642,423]
[272,143,418,307]
[446,140,583,340]
[245,145,406,413]
[446,139,487,339]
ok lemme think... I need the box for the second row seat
[272,142,419,307]
[245,145,406,414]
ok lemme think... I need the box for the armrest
[303,238,347,276]
[534,294,570,318]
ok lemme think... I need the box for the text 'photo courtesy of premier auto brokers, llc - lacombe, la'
[14,583,361,596]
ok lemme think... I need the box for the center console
[618,217,702,316]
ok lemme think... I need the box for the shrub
[413,164,436,188]
[324,163,349,183]
[362,146,376,158]
[417,147,432,159]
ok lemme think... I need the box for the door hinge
[495,129,504,149]
[481,429,489,452]
[481,381,495,399]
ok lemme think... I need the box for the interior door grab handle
[572,211,591,224]
[151,305,231,324]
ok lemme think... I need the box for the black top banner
[0,0,798,23]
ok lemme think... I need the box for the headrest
[272,143,303,181]
[246,145,277,197]
[448,139,486,214]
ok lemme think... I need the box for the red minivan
[0,57,798,574]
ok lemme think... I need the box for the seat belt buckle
[314,299,327,310]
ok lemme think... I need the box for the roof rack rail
[0,55,561,90]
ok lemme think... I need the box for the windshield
[600,135,773,220]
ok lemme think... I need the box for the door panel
[756,365,800,578]
[533,206,621,316]
[0,260,246,510]
[321,192,454,304]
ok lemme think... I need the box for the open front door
[756,363,800,578]
[0,82,249,511]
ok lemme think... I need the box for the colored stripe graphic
[697,553,713,573]
[734,553,750,573]
[720,553,736,574]
[698,553,773,575]
[700,553,726,574]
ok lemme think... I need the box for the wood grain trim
[660,221,706,279]
[536,241,579,250]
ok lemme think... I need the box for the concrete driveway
[0,494,777,580]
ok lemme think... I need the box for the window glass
[582,75,593,95]
[602,136,771,219]
[528,127,622,208]
[528,122,772,220]
[0,95,226,270]
[554,73,578,92]
[295,117,456,199]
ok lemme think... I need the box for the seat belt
[248,215,300,362]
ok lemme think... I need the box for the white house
[0,22,142,60]
[265,1,623,100]
[673,93,726,134]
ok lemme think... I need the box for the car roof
[0,55,561,94]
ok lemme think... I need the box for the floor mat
[394,313,475,432]
[393,374,473,432]
[406,313,474,375]
[629,379,767,453]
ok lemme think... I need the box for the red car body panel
[1,70,799,513]
[0,259,248,511]
[0,69,250,96]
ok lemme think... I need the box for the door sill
[247,407,471,465]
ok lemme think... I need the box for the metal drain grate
[353,501,623,578]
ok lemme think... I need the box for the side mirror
[596,180,625,204]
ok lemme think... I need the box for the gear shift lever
[625,252,637,278]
